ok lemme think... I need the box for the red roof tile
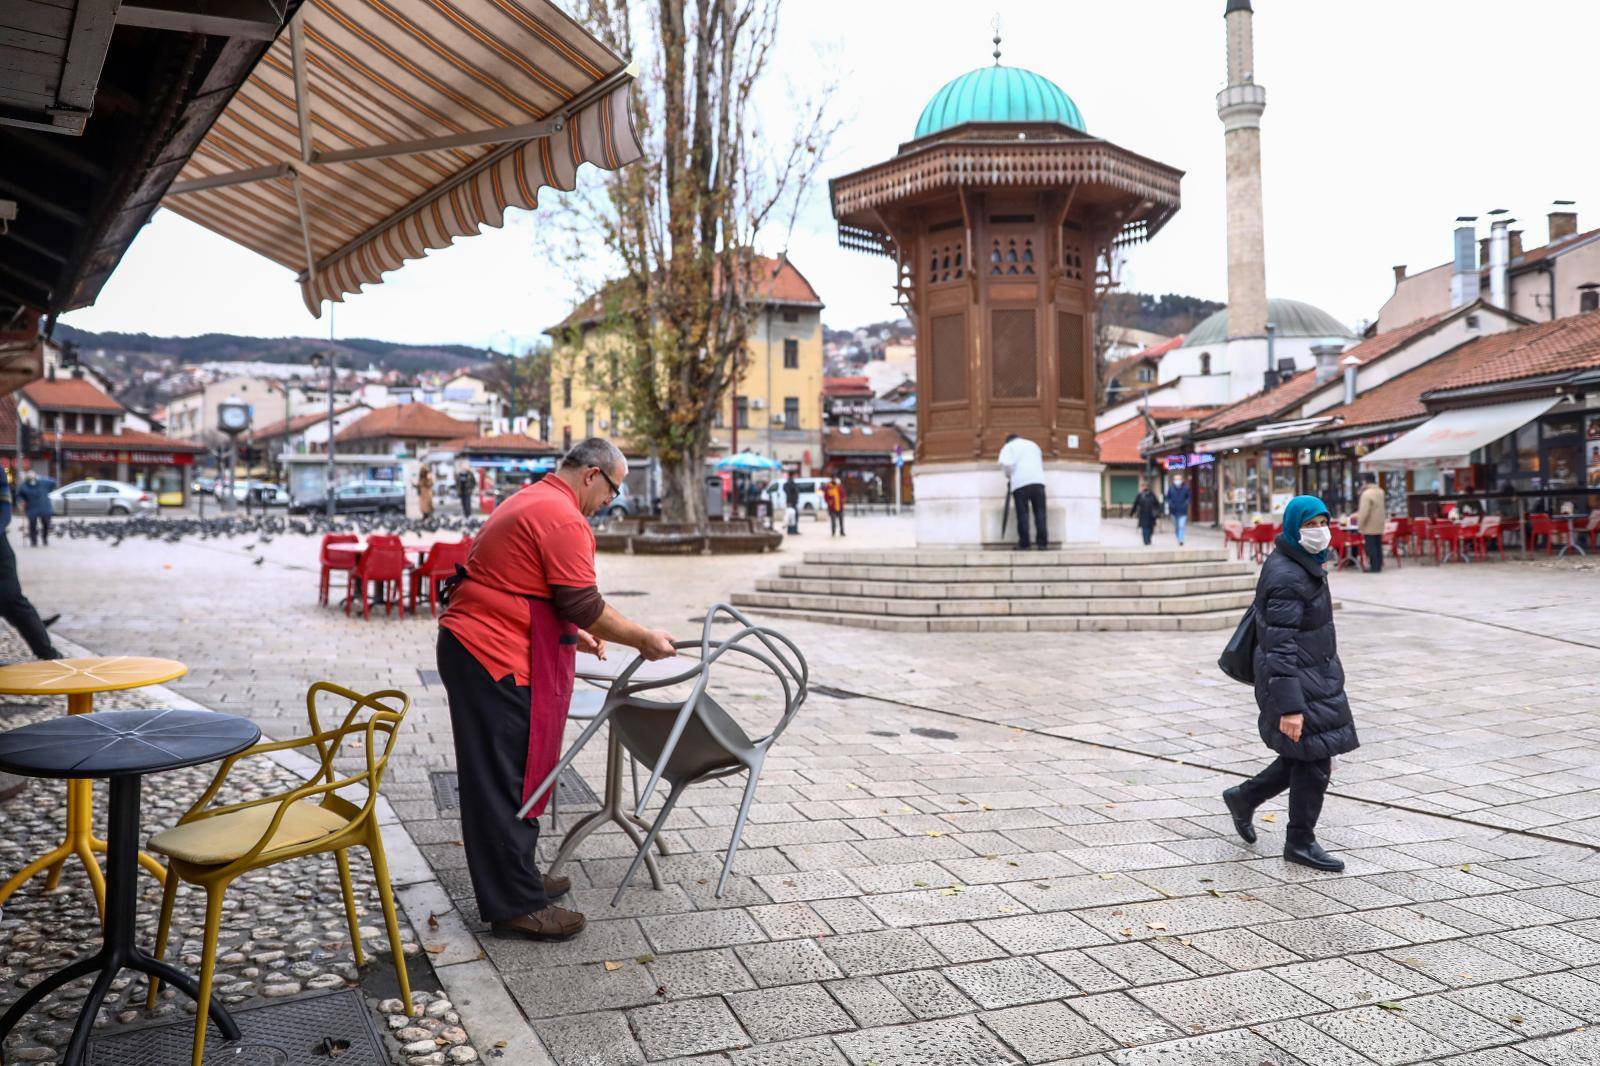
[254,404,367,440]
[44,431,203,452]
[448,435,559,455]
[824,424,908,456]
[824,377,874,397]
[553,255,823,331]
[1096,417,1147,466]
[20,377,124,413]
[335,403,477,443]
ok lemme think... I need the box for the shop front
[31,439,200,506]
[1158,451,1217,524]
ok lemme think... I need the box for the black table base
[0,776,240,1065]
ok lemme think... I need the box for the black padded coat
[1251,537,1359,760]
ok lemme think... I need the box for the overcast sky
[62,0,1600,349]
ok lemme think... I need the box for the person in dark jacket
[15,471,56,547]
[0,467,60,660]
[782,473,801,535]
[454,466,477,518]
[1222,494,1357,872]
[1164,475,1190,545]
[1131,480,1161,546]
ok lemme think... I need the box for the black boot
[1222,786,1257,844]
[1284,833,1344,872]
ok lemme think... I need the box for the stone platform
[731,547,1255,632]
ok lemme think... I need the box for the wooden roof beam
[116,0,284,41]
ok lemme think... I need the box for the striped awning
[162,0,641,315]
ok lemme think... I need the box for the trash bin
[705,476,725,520]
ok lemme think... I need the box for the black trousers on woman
[436,628,552,923]
[1233,756,1331,840]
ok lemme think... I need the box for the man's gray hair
[560,436,626,474]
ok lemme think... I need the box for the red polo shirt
[441,476,596,685]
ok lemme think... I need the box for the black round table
[0,707,260,1065]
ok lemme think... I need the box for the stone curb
[50,634,554,1066]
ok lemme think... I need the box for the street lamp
[310,350,339,519]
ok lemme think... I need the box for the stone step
[780,560,1254,583]
[800,548,1232,568]
[733,603,1244,633]
[731,588,1254,618]
[757,573,1258,600]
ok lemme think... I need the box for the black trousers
[458,491,473,518]
[1364,534,1383,572]
[1013,484,1048,549]
[1235,755,1331,840]
[829,509,844,535]
[26,515,49,546]
[0,534,55,659]
[1139,521,1155,545]
[436,628,551,923]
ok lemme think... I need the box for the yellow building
[548,255,826,473]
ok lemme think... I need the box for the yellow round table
[0,657,187,913]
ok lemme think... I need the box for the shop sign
[1270,450,1297,469]
[61,448,196,466]
[1160,452,1214,471]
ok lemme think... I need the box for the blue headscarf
[1278,494,1332,562]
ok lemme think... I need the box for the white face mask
[1299,526,1331,553]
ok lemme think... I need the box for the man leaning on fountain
[436,437,676,941]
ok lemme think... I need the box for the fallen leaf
[1199,878,1214,884]
[427,912,441,931]
[913,881,928,887]
[313,1037,351,1059]
[1146,922,1167,931]
[927,830,943,837]
[1376,1002,1405,1012]
[424,944,444,955]
[1460,864,1471,873]
[1261,814,1277,823]
[983,853,999,860]
[656,985,668,997]
[635,954,655,964]
[1098,873,1116,881]
[958,799,973,805]
[1509,1015,1525,1025]
[1207,889,1224,898]
[846,783,859,790]
[1006,861,1021,867]
[980,805,993,811]
[604,961,624,971]
[1119,927,1134,937]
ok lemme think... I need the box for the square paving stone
[754,870,863,903]
[1445,983,1582,1039]
[1130,970,1314,1034]
[1308,1005,1457,1065]
[880,969,978,1018]
[749,903,833,941]
[1185,927,1304,971]
[834,1015,1020,1066]
[1274,958,1413,1010]
[975,911,1108,955]
[648,948,758,998]
[728,1036,851,1066]
[1253,1017,1378,1066]
[505,960,663,1019]
[1348,952,1449,996]
[1065,991,1183,1046]
[979,1001,1116,1063]
[917,922,1007,963]
[1358,906,1473,945]
[812,897,887,934]
[1427,1049,1548,1066]
[1103,1027,1308,1066]
[1257,914,1408,959]
[727,983,855,1042]
[826,977,915,1028]
[1084,943,1196,986]
[863,884,1031,927]
[821,929,947,977]
[1516,1026,1600,1064]
[483,918,652,970]
[1508,972,1600,1022]
[1079,896,1287,939]
[639,909,768,954]
[941,956,1076,1010]
[1383,940,1533,988]
[1039,950,1129,994]
[533,1010,644,1066]
[1384,994,1520,1051]
[735,938,845,986]
[629,995,750,1059]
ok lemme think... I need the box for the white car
[765,477,829,517]
[49,480,157,515]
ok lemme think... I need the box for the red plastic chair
[1430,522,1464,563]
[319,534,360,606]
[368,533,404,550]
[1330,527,1364,570]
[1409,517,1432,557]
[1380,519,1404,569]
[1528,514,1566,555]
[348,547,408,619]
[408,538,472,616]
[1246,523,1275,563]
[1223,522,1245,559]
[1583,513,1600,551]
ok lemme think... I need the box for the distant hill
[1098,292,1225,339]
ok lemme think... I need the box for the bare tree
[546,0,836,523]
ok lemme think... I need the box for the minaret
[1217,0,1268,338]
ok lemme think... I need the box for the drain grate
[811,685,862,700]
[910,726,959,741]
[87,989,385,1065]
[431,768,598,812]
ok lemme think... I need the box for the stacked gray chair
[520,603,807,904]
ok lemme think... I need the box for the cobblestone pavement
[11,517,1600,1065]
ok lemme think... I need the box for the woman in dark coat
[1130,481,1161,545]
[1223,494,1358,871]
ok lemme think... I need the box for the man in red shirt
[438,438,675,941]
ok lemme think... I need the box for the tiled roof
[824,424,908,456]
[553,254,823,331]
[335,403,477,443]
[41,431,204,452]
[1509,225,1600,270]
[447,435,558,455]
[1196,308,1460,435]
[20,376,124,413]
[824,376,874,397]
[1426,309,1600,392]
[1096,417,1147,466]
[253,404,367,440]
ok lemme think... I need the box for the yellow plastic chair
[144,683,415,1066]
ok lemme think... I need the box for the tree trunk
[659,445,708,525]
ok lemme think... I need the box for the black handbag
[1217,605,1257,685]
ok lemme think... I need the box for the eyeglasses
[594,467,622,502]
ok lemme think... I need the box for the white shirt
[998,437,1045,490]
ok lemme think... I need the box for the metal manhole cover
[910,726,959,740]
[87,989,383,1065]
[811,685,861,700]
[431,768,597,812]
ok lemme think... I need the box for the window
[784,397,800,427]
[1199,353,1212,376]
[713,407,724,429]
[562,425,572,450]
[562,378,572,406]
[1137,366,1154,383]
[608,407,617,432]
[781,310,798,324]
[1583,288,1600,313]
[735,396,749,429]
[585,409,594,437]
[783,338,798,369]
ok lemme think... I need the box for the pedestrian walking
[1164,474,1190,545]
[437,437,676,941]
[15,471,55,547]
[0,467,60,660]
[1356,472,1385,572]
[1131,480,1161,546]
[823,478,845,537]
[454,465,477,518]
[782,472,801,535]
[998,433,1047,550]
[1222,495,1357,872]
[417,465,435,519]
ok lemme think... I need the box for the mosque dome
[1184,298,1354,347]
[914,64,1086,140]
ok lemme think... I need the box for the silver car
[49,480,157,516]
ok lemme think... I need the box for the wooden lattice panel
[1057,310,1087,402]
[990,309,1038,400]
[928,313,968,404]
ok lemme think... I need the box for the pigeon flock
[56,511,487,547]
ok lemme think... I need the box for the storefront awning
[1359,397,1560,471]
[162,0,641,315]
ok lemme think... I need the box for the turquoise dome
[914,64,1086,139]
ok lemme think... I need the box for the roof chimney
[1487,210,1511,310]
[1450,218,1480,308]
[1392,264,1407,285]
[1549,200,1578,243]
[1312,344,1343,384]
[1341,353,1360,406]
[1509,230,1524,260]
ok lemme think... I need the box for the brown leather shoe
[491,905,586,942]
[542,873,571,900]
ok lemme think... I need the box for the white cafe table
[541,652,690,889]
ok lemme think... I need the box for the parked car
[191,475,218,496]
[291,480,406,515]
[229,480,290,507]
[593,483,646,523]
[50,480,157,516]
[764,477,829,517]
